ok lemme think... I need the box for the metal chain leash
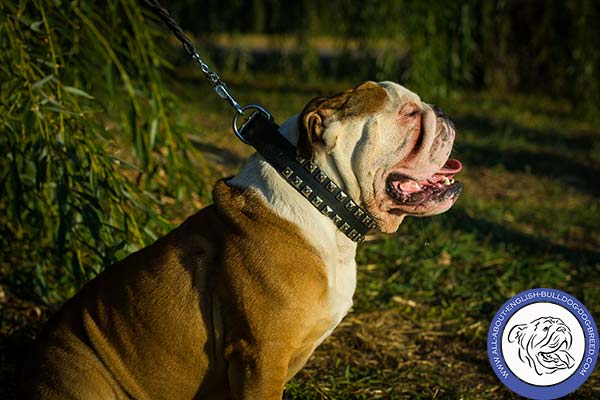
[142,1,373,241]
[142,0,243,115]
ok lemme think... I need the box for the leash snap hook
[214,83,243,115]
[232,105,272,144]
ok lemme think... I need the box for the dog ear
[297,81,387,158]
[508,324,528,344]
[297,96,331,158]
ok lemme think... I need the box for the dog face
[298,81,462,233]
[508,317,575,375]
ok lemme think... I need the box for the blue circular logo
[487,288,598,399]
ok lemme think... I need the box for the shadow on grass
[454,114,600,196]
[455,113,597,151]
[1,332,28,399]
[191,140,245,170]
[460,143,599,196]
[442,207,600,269]
[0,294,49,400]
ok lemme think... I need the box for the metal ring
[232,104,272,144]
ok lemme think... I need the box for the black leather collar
[238,111,377,243]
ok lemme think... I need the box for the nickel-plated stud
[315,171,327,183]
[282,166,293,179]
[304,162,317,173]
[321,206,334,216]
[325,181,337,192]
[336,191,348,202]
[291,176,303,188]
[345,200,356,211]
[301,185,313,197]
[311,196,323,207]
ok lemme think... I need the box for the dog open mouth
[386,158,463,209]
[537,338,575,371]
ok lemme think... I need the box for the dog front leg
[226,341,291,400]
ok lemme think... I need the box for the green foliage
[0,1,207,303]
[172,0,600,112]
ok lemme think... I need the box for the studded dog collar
[238,110,377,243]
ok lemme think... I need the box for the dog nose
[431,105,455,130]
[431,104,445,118]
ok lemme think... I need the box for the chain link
[143,0,243,114]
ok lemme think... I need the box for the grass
[1,73,599,399]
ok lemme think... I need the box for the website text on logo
[487,288,597,399]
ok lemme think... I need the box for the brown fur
[297,81,387,158]
[20,181,331,399]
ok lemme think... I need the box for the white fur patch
[228,116,358,345]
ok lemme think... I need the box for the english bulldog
[508,317,575,375]
[21,81,462,399]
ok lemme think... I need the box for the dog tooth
[399,179,420,192]
[449,178,454,184]
[442,177,450,185]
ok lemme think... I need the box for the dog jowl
[297,81,462,233]
[21,81,462,400]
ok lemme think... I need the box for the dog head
[508,317,575,375]
[297,81,462,233]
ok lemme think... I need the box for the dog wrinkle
[297,81,387,158]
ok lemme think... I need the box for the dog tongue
[553,349,576,368]
[421,159,462,184]
[438,159,462,176]
[398,180,421,193]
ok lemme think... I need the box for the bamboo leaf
[63,85,95,99]
[149,117,158,149]
[32,74,54,89]
[30,21,43,32]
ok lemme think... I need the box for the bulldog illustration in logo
[508,317,576,376]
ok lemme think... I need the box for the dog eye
[407,110,419,118]
[544,327,549,331]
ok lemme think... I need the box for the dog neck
[228,115,358,267]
